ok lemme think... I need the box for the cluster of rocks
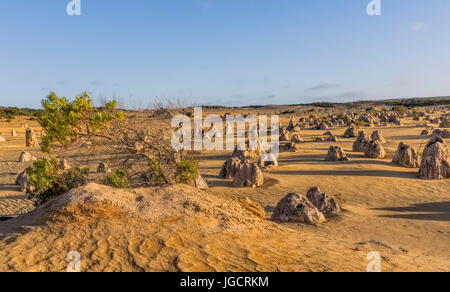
[286,118,302,132]
[219,145,268,188]
[285,134,303,152]
[352,130,387,159]
[380,112,402,125]
[432,129,450,139]
[440,115,450,128]
[271,187,341,225]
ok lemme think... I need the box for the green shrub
[146,158,168,186]
[175,158,198,184]
[26,158,89,205]
[38,91,124,153]
[105,168,130,189]
[26,158,60,196]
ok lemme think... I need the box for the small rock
[306,187,341,215]
[97,163,112,173]
[272,193,326,224]
[19,151,36,162]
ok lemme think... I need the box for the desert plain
[0,104,449,272]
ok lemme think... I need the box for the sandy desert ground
[0,108,449,272]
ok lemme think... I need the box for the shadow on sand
[270,169,418,179]
[373,202,450,222]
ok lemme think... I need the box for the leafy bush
[175,158,198,184]
[145,158,168,186]
[26,158,60,196]
[26,158,89,205]
[38,91,124,152]
[105,169,130,189]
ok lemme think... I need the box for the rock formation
[26,128,39,148]
[325,146,349,162]
[97,163,112,173]
[232,162,264,188]
[371,130,386,143]
[271,193,326,224]
[392,142,420,168]
[219,157,242,179]
[419,137,450,180]
[364,140,386,159]
[306,187,341,215]
[19,151,36,162]
[258,153,278,168]
[353,131,369,152]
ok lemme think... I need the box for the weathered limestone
[306,187,341,215]
[97,163,112,173]
[371,130,386,143]
[419,137,450,180]
[219,157,242,179]
[26,128,39,148]
[353,131,369,152]
[19,151,36,162]
[325,146,349,162]
[392,142,420,168]
[364,140,386,159]
[271,193,326,224]
[232,162,264,188]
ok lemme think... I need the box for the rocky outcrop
[271,193,325,224]
[353,131,369,152]
[432,129,450,139]
[371,130,386,143]
[392,142,420,168]
[364,140,386,159]
[325,146,349,161]
[306,187,341,215]
[219,157,242,179]
[440,116,450,128]
[419,137,450,180]
[232,162,264,188]
[25,128,39,148]
[19,151,36,162]
[258,153,278,168]
[59,159,72,171]
[280,128,290,141]
[193,174,209,189]
[291,134,303,144]
[97,163,112,173]
[15,171,32,193]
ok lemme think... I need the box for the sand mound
[0,184,445,272]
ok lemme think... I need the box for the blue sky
[1,0,450,108]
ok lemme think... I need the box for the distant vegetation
[0,106,41,120]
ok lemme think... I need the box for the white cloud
[411,22,425,32]
[203,0,215,10]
